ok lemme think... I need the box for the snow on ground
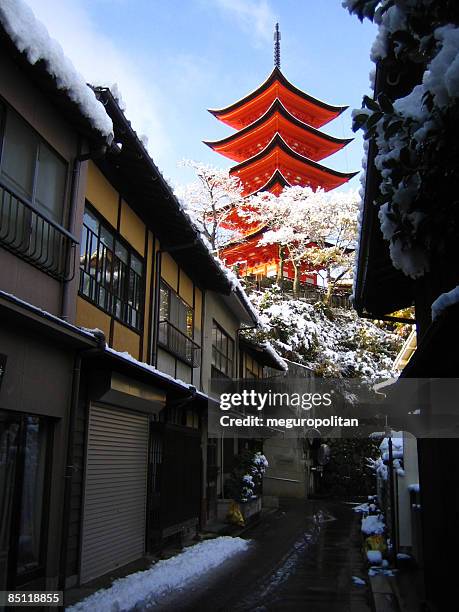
[368,567,396,577]
[67,537,251,612]
[0,0,112,139]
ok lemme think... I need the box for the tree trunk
[324,267,350,306]
[276,245,285,288]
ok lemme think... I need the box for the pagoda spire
[274,23,281,69]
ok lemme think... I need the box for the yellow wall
[76,297,111,340]
[112,321,140,360]
[85,161,118,227]
[120,199,145,255]
[161,252,178,290]
[179,270,193,307]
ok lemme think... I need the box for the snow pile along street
[67,537,251,611]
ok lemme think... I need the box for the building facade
[0,13,285,603]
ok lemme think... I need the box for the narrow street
[153,500,371,612]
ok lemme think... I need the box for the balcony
[158,320,201,367]
[0,180,77,281]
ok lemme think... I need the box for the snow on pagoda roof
[208,67,348,130]
[0,0,113,140]
[230,133,358,196]
[204,98,352,163]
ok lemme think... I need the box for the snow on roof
[0,290,100,342]
[105,346,199,392]
[260,340,288,371]
[0,0,113,140]
[431,284,459,321]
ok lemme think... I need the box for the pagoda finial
[274,23,281,69]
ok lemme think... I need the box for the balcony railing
[0,180,77,281]
[158,320,201,367]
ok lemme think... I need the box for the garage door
[80,405,149,584]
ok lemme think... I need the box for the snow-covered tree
[246,285,403,380]
[345,0,459,287]
[175,160,244,252]
[247,186,359,298]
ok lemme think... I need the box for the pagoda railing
[0,179,77,281]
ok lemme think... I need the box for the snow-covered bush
[246,285,402,380]
[225,451,268,503]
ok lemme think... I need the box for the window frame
[211,321,235,379]
[78,201,145,332]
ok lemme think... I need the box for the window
[211,321,234,378]
[0,103,74,280]
[245,360,263,379]
[0,412,49,587]
[159,282,193,338]
[0,105,67,224]
[79,205,144,330]
[158,281,200,366]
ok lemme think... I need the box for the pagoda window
[79,204,144,331]
[211,321,234,379]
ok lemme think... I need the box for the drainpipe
[387,430,398,568]
[61,140,114,322]
[61,140,82,322]
[58,330,106,592]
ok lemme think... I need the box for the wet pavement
[156,499,371,612]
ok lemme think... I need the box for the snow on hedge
[247,286,402,380]
[67,537,250,612]
[361,513,385,536]
[0,0,113,139]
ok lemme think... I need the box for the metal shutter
[80,405,149,584]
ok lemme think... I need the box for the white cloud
[23,0,169,157]
[212,0,277,46]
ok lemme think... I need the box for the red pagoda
[204,24,357,283]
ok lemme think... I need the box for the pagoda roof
[230,133,358,196]
[219,170,290,232]
[208,67,347,130]
[204,99,352,163]
[258,168,291,195]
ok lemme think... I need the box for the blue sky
[26,0,377,190]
